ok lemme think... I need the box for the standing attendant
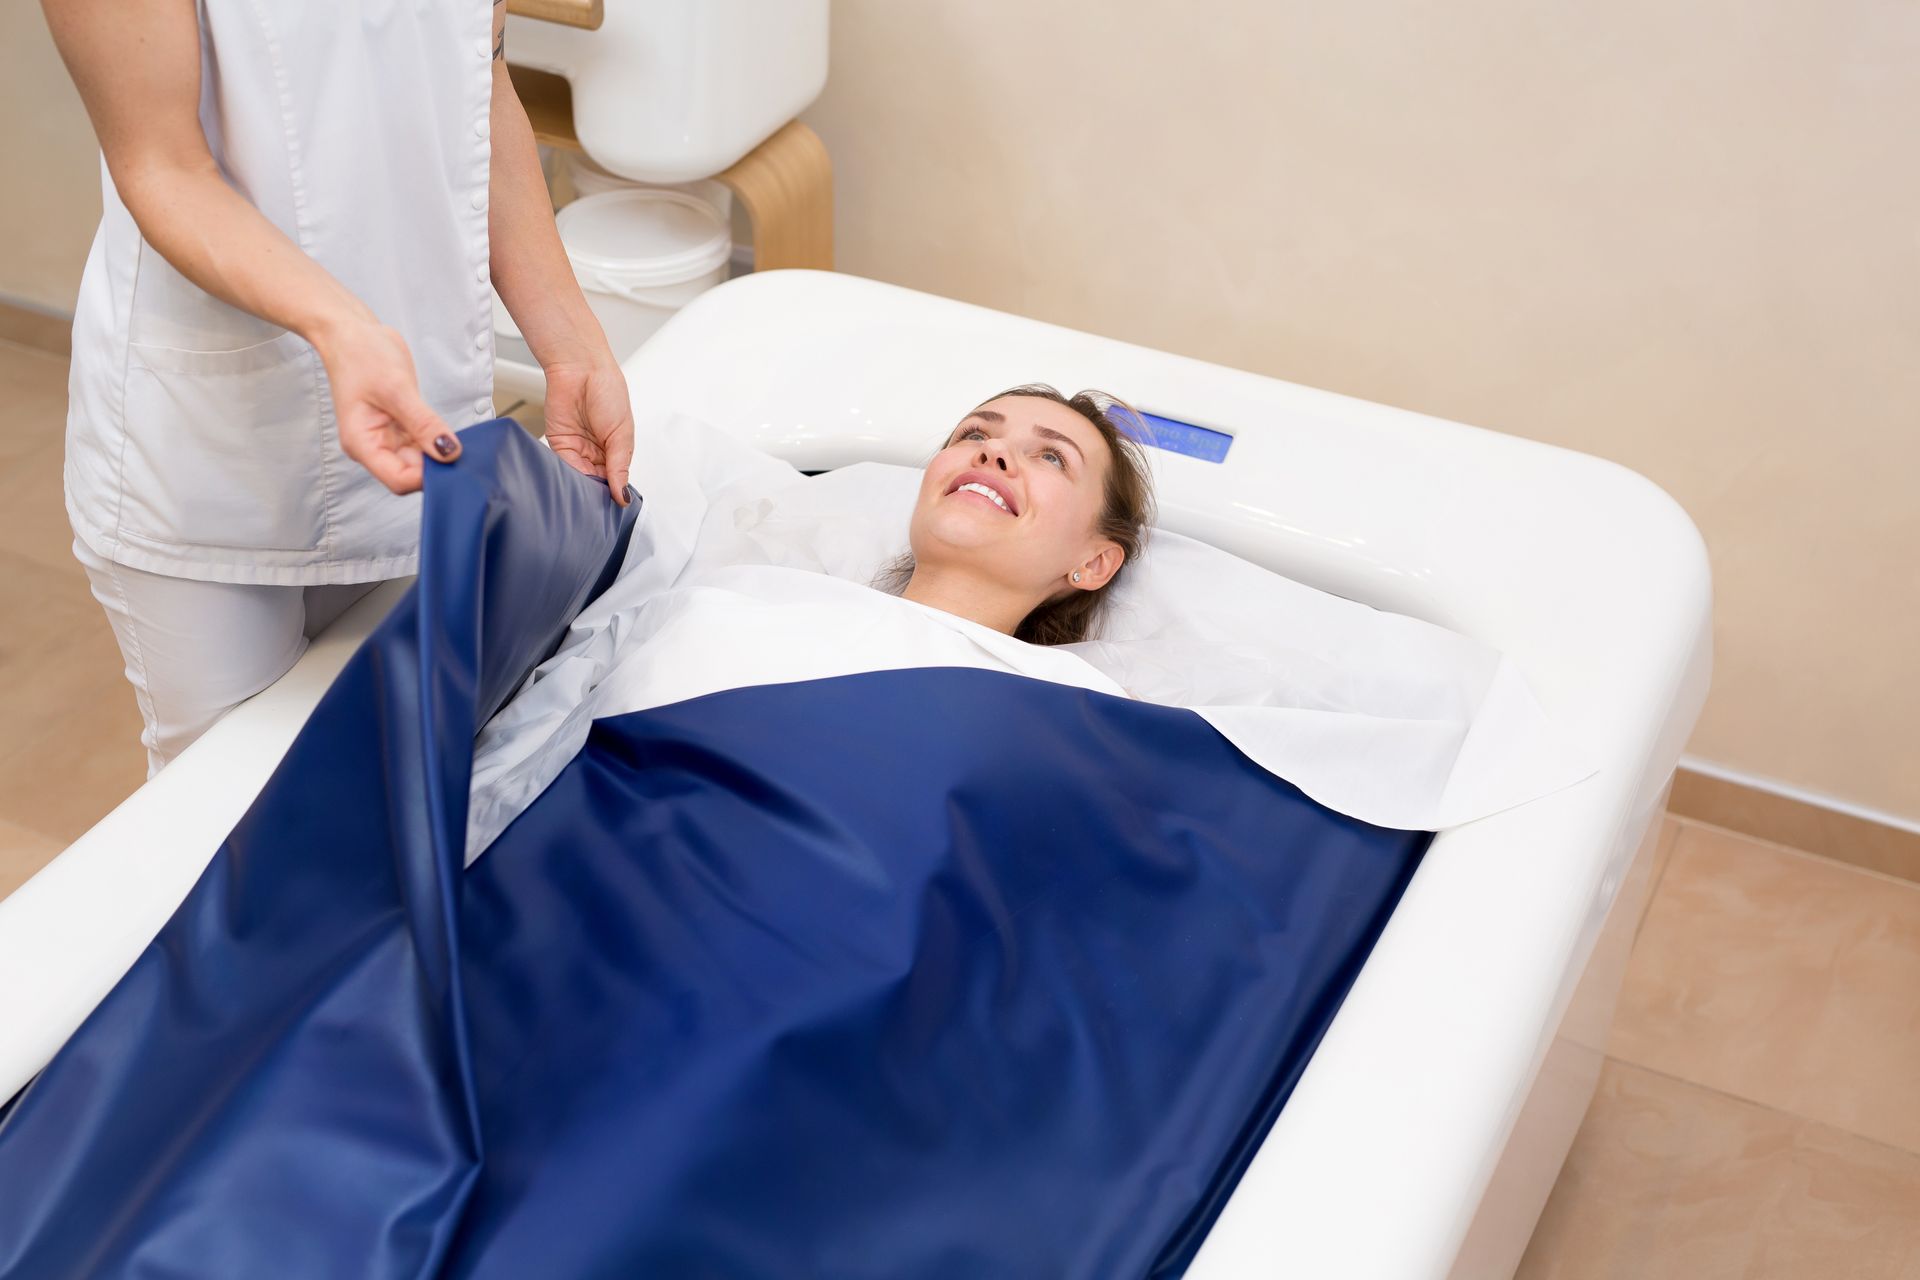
[42,0,635,773]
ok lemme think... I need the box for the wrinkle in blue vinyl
[0,421,1427,1278]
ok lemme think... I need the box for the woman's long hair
[875,384,1154,645]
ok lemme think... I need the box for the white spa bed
[0,270,1710,1279]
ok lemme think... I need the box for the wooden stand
[508,65,834,272]
[504,0,603,30]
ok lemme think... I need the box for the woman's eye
[959,428,987,442]
[1041,450,1066,469]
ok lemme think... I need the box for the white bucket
[493,188,731,363]
[565,153,733,225]
[560,189,732,357]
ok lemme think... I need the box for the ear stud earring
[1071,571,1083,583]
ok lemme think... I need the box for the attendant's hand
[541,354,635,505]
[312,313,461,494]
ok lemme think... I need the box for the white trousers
[74,540,383,777]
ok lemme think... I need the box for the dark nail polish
[434,435,457,459]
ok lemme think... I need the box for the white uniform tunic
[64,0,499,585]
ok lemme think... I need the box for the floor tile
[0,353,146,841]
[1640,814,1681,933]
[0,307,74,358]
[0,343,69,465]
[0,815,64,902]
[0,548,146,843]
[1609,823,1920,1154]
[1654,813,1681,879]
[1516,1060,1920,1280]
[0,427,75,573]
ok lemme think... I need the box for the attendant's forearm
[114,157,373,349]
[43,0,369,352]
[488,65,609,369]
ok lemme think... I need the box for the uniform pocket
[118,330,332,553]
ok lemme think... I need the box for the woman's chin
[917,505,1016,548]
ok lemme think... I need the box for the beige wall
[800,0,1920,823]
[5,3,1916,821]
[0,5,100,311]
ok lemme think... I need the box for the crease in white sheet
[465,412,1594,860]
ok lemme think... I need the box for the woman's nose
[975,441,1013,471]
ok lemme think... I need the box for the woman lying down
[465,383,1169,854]
[0,387,1584,1279]
[465,383,1585,854]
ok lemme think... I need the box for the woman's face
[908,395,1122,600]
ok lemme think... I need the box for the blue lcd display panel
[1116,408,1234,463]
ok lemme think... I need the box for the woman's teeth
[957,482,1009,512]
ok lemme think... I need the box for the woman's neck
[900,565,1033,636]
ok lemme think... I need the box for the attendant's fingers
[396,385,459,464]
[389,450,424,493]
[605,425,634,506]
[358,442,420,495]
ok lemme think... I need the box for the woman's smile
[946,470,1019,514]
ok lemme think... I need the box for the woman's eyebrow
[948,410,1002,443]
[1033,425,1085,462]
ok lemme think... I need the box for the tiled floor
[3,338,1917,1276]
[1516,821,1920,1279]
[0,338,147,859]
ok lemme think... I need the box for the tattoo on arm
[493,0,505,60]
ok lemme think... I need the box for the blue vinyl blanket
[0,422,1428,1279]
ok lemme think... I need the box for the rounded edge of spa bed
[627,270,1719,1280]
[0,578,412,1102]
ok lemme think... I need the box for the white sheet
[465,412,1592,857]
